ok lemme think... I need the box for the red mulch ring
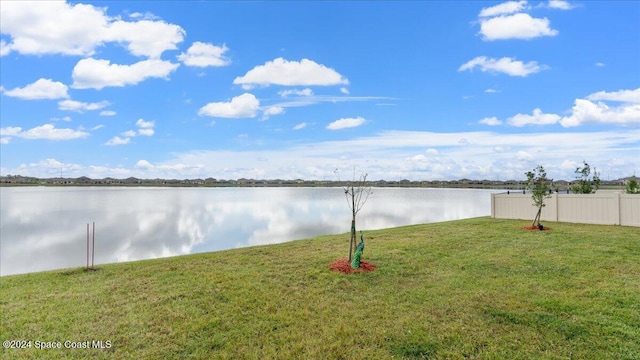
[329,258,376,274]
[521,225,552,231]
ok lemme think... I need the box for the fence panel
[557,193,619,225]
[491,191,639,227]
[491,193,557,222]
[620,194,640,227]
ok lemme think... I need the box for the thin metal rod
[86,223,89,270]
[92,222,95,269]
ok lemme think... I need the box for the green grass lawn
[1,217,638,359]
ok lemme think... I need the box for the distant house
[76,176,92,184]
[192,178,205,185]
[124,177,140,184]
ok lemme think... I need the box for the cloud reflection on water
[0,187,499,275]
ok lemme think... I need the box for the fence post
[491,193,495,218]
[614,192,621,225]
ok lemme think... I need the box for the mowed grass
[1,217,639,359]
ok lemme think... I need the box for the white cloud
[479,13,558,41]
[560,99,640,127]
[58,99,110,112]
[500,88,640,128]
[10,159,83,178]
[272,95,389,110]
[103,19,185,59]
[149,129,639,181]
[72,58,179,90]
[136,160,155,169]
[508,108,561,126]
[459,56,546,77]
[0,1,108,56]
[557,88,640,127]
[177,42,230,67]
[479,117,503,126]
[5,129,638,181]
[485,88,499,93]
[426,148,439,155]
[262,106,285,120]
[0,124,89,141]
[133,159,205,176]
[326,117,366,130]
[51,116,72,122]
[560,159,578,170]
[136,119,155,136]
[104,136,130,146]
[129,12,160,21]
[114,119,156,143]
[547,0,574,10]
[0,2,184,58]
[100,110,116,116]
[3,78,69,100]
[198,93,260,118]
[340,87,350,95]
[516,150,534,161]
[0,127,23,137]
[595,62,605,67]
[0,39,10,57]
[586,88,640,103]
[479,1,528,17]
[278,88,314,97]
[22,124,89,140]
[293,122,307,130]
[86,165,132,179]
[409,154,428,162]
[233,58,349,89]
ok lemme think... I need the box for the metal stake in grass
[92,222,95,269]
[86,223,90,270]
[86,222,96,270]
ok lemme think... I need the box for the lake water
[0,187,502,276]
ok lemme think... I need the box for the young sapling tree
[625,173,639,194]
[572,161,601,194]
[525,165,552,229]
[335,168,372,263]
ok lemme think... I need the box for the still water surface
[1,187,501,275]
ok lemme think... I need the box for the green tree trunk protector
[351,233,365,269]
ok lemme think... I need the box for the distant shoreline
[0,175,627,190]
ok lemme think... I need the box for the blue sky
[1,0,638,181]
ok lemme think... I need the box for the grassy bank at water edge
[1,217,638,359]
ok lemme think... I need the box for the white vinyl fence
[491,191,640,227]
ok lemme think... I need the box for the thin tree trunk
[352,187,356,255]
[348,186,356,262]
[349,219,355,262]
[532,206,542,227]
